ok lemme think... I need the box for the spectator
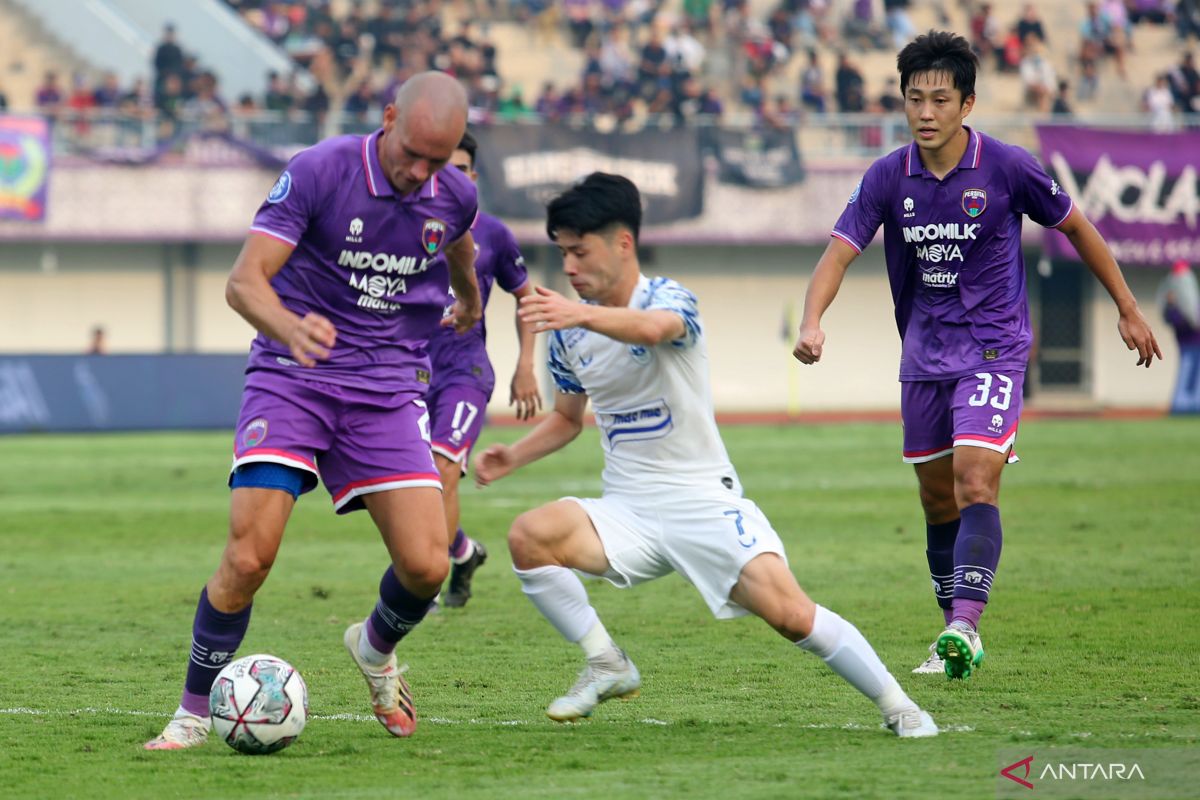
[153,24,185,91]
[800,48,827,112]
[1144,73,1178,130]
[1179,0,1200,41]
[92,72,123,108]
[1128,0,1172,25]
[534,81,564,119]
[665,22,706,75]
[884,0,915,49]
[1167,52,1199,112]
[834,52,865,112]
[264,70,294,113]
[1019,35,1057,112]
[1080,1,1127,80]
[1051,79,1073,115]
[1015,4,1046,45]
[35,71,63,113]
[88,326,107,355]
[1158,260,1200,413]
[183,71,229,132]
[969,3,1001,66]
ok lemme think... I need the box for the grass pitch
[1,418,1197,799]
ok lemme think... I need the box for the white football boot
[546,649,642,722]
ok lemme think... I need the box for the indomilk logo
[338,250,431,275]
[1000,755,1145,790]
[903,222,980,242]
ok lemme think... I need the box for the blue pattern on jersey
[548,330,585,394]
[643,277,701,348]
[606,414,673,445]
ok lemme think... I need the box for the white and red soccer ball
[209,654,307,755]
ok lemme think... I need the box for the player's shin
[181,587,252,717]
[796,605,913,716]
[926,519,959,626]
[950,503,1001,630]
[360,565,437,665]
[513,565,607,650]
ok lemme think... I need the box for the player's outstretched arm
[443,231,483,334]
[519,286,685,345]
[509,283,542,421]
[1057,207,1163,367]
[474,392,588,487]
[793,237,859,365]
[226,233,336,367]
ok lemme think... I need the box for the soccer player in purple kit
[145,71,483,750]
[427,130,541,608]
[792,32,1161,680]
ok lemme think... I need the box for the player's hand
[441,295,483,334]
[519,286,587,333]
[1117,305,1163,368]
[288,312,337,367]
[474,443,516,487]
[510,369,542,421]
[792,325,825,365]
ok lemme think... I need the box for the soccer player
[792,31,1161,679]
[145,71,482,750]
[427,130,541,608]
[474,173,938,737]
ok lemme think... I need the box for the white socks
[796,605,911,716]
[357,620,392,667]
[514,565,603,645]
[451,538,476,565]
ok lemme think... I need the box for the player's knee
[777,597,816,640]
[402,558,450,593]
[221,544,274,589]
[955,472,998,506]
[435,456,461,488]
[918,483,956,518]
[508,511,553,569]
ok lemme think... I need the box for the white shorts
[564,490,787,619]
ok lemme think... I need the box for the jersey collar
[361,129,439,203]
[904,126,983,178]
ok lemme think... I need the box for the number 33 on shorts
[967,373,1013,410]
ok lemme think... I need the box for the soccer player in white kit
[473,173,938,736]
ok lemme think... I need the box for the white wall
[0,242,1175,413]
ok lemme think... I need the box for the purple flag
[1036,125,1200,266]
[0,115,51,222]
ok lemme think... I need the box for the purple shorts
[427,382,490,475]
[900,371,1024,463]
[231,371,440,513]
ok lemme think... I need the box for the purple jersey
[427,211,528,395]
[246,129,478,395]
[831,127,1074,380]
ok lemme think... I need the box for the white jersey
[548,274,741,495]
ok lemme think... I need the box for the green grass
[1,419,1197,799]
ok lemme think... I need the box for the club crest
[961,188,987,218]
[243,417,268,449]
[421,219,448,255]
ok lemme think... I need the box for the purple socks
[181,587,251,717]
[950,503,1003,630]
[925,519,960,626]
[365,565,436,654]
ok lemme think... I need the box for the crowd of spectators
[11,0,1200,144]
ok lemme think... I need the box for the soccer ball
[209,654,308,755]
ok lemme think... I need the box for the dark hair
[546,172,642,244]
[897,30,977,100]
[456,129,477,168]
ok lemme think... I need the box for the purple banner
[1036,126,1200,266]
[0,115,51,222]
